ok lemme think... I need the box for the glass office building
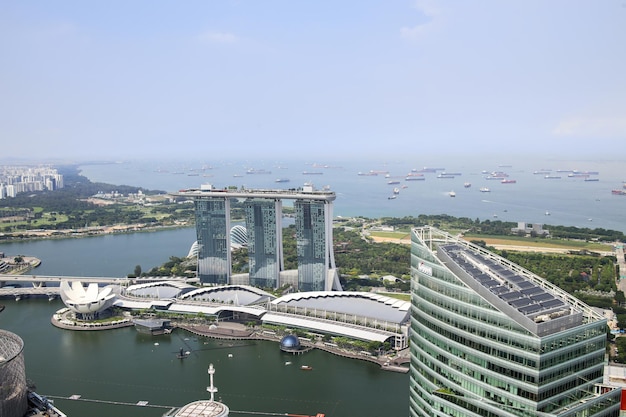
[244,198,283,288]
[409,226,620,417]
[195,197,231,285]
[181,186,340,291]
[294,199,335,292]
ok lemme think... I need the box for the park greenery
[0,165,194,235]
[3,167,626,328]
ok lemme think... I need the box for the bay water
[0,229,409,417]
[78,155,626,233]
[1,154,624,416]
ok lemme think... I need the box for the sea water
[77,155,626,233]
[0,229,409,417]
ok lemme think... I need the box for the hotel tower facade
[181,185,341,291]
[409,226,620,417]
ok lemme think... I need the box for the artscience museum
[59,281,116,320]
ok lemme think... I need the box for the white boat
[479,187,490,192]
[393,187,400,194]
[464,182,471,188]
[449,191,456,197]
[388,195,397,200]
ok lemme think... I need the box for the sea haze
[78,156,626,234]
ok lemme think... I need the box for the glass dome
[280,334,301,350]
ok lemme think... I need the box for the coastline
[0,256,41,274]
[49,313,410,373]
[0,223,193,243]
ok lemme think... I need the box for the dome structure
[230,225,248,248]
[187,225,248,258]
[59,281,116,320]
[187,241,199,258]
[279,334,301,352]
[0,330,28,417]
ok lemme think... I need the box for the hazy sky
[1,1,625,161]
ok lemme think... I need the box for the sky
[1,1,625,162]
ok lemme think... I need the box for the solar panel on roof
[510,298,534,308]
[520,286,543,295]
[500,291,523,301]
[483,279,501,288]
[491,285,510,295]
[500,270,515,278]
[519,304,543,314]
[507,275,524,283]
[531,293,554,302]
[516,281,536,289]
[474,274,491,283]
[541,299,565,308]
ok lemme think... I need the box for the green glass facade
[244,198,283,288]
[409,227,620,417]
[295,199,328,292]
[186,187,339,291]
[195,198,231,285]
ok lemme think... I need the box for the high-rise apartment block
[0,165,64,199]
[179,185,341,291]
[409,226,620,417]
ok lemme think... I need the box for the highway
[0,274,189,300]
[0,274,126,285]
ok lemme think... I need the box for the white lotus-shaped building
[59,281,116,320]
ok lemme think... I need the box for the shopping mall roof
[179,284,275,305]
[261,312,395,343]
[271,291,410,325]
[125,281,196,299]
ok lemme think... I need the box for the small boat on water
[464,182,471,188]
[388,195,397,200]
[177,348,190,359]
[449,191,456,197]
[301,365,313,371]
[479,187,490,192]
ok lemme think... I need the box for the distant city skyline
[1,1,624,161]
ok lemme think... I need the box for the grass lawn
[463,234,613,251]
[379,292,410,301]
[369,231,411,240]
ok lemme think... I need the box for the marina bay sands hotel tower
[178,184,342,292]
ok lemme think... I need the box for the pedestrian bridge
[0,275,190,300]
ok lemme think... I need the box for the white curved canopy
[59,281,116,314]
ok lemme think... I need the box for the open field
[464,234,614,253]
[368,231,615,254]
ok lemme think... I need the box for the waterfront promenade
[46,308,410,373]
[177,321,410,373]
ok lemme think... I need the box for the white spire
[207,363,218,402]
